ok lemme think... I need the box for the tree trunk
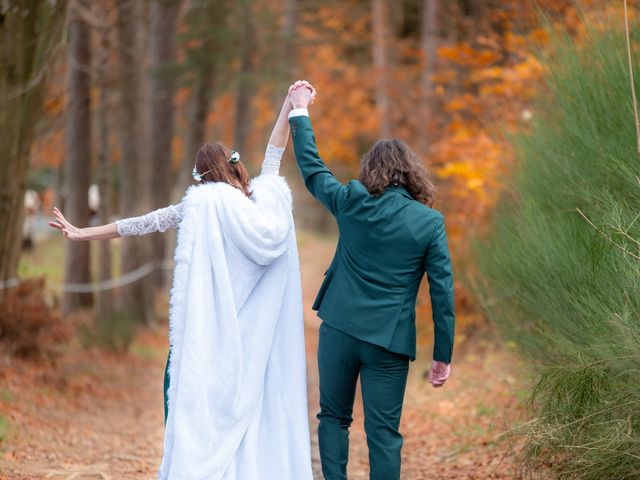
[0,1,67,292]
[115,0,154,323]
[136,1,156,317]
[459,0,488,48]
[419,0,438,154]
[149,0,179,287]
[491,1,509,66]
[174,67,214,203]
[95,9,113,321]
[233,0,255,159]
[282,0,296,77]
[372,0,391,138]
[63,0,93,313]
[270,0,297,124]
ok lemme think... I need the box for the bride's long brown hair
[358,138,436,207]
[194,142,251,197]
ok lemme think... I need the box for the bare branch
[577,208,640,261]
[623,0,640,156]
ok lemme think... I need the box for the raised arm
[288,82,347,216]
[49,203,183,241]
[269,95,293,149]
[260,96,293,176]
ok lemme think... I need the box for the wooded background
[1,0,579,322]
[2,1,637,478]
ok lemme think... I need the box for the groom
[287,81,455,480]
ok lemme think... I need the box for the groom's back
[290,112,453,362]
[313,179,444,359]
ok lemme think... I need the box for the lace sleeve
[260,144,286,176]
[115,202,184,237]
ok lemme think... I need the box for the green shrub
[474,19,640,479]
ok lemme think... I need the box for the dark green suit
[290,113,455,480]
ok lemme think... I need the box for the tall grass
[474,20,640,479]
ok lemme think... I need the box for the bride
[49,83,316,479]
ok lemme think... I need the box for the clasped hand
[287,80,316,109]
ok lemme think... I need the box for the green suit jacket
[289,114,455,362]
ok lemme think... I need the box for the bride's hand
[283,90,294,110]
[48,207,86,241]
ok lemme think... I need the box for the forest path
[0,234,526,479]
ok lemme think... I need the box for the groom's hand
[288,79,316,109]
[427,360,451,388]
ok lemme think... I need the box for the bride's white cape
[158,174,313,480]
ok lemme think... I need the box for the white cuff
[289,108,309,118]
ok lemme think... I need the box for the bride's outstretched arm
[49,202,183,241]
[260,96,294,176]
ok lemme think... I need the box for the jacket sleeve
[424,215,455,363]
[289,114,347,216]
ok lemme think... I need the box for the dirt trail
[0,332,166,479]
[0,234,526,479]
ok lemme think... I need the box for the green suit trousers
[318,322,410,480]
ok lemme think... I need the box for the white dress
[115,144,313,480]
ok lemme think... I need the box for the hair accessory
[192,166,204,182]
[228,150,240,164]
[192,149,240,182]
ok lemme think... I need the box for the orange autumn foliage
[26,0,615,330]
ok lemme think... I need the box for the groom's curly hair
[358,139,436,207]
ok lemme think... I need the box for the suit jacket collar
[385,185,413,200]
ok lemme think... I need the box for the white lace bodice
[115,144,285,237]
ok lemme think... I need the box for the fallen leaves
[0,236,531,479]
